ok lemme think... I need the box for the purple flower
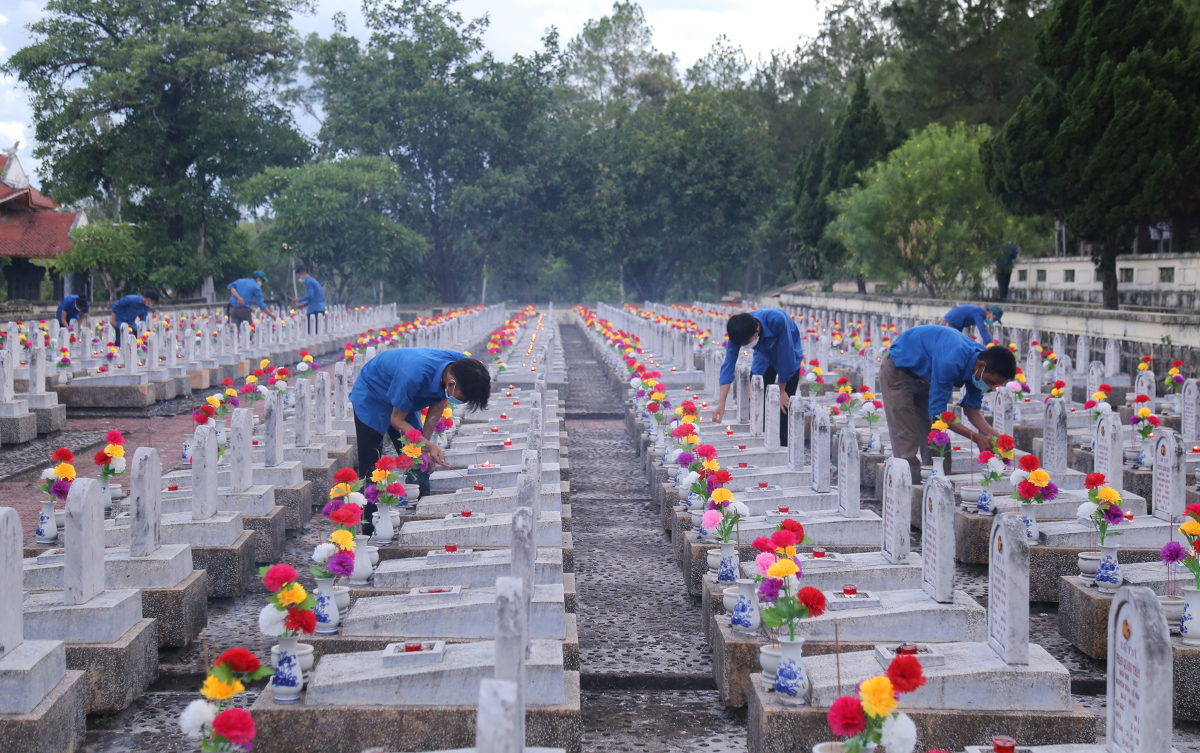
[662,401,672,409]
[322,498,345,517]
[758,577,782,602]
[1041,482,1059,502]
[363,484,381,504]
[635,389,646,398]
[792,557,804,579]
[1175,375,1185,384]
[435,419,447,432]
[835,392,850,405]
[931,430,950,446]
[706,476,717,494]
[49,478,71,501]
[1130,414,1140,425]
[326,550,354,577]
[1102,504,1124,524]
[229,396,240,408]
[676,452,695,468]
[1162,541,1187,564]
[1022,384,1031,393]
[708,500,718,511]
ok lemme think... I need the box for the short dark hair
[296,268,308,275]
[143,291,160,303]
[726,313,759,347]
[979,345,1017,379]
[76,298,89,311]
[449,358,491,411]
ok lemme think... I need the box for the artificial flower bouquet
[179,646,272,752]
[753,521,824,640]
[927,411,957,459]
[826,653,925,753]
[296,349,318,373]
[259,563,318,638]
[1076,473,1124,545]
[700,487,750,544]
[1165,360,1185,395]
[646,389,666,423]
[56,347,71,369]
[367,455,411,509]
[1011,454,1057,504]
[1129,395,1159,441]
[803,361,825,396]
[860,399,883,427]
[94,430,127,482]
[401,429,432,473]
[1175,503,1200,589]
[1084,384,1113,421]
[1048,379,1066,400]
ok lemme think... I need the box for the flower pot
[313,577,340,635]
[707,548,722,573]
[372,509,395,545]
[36,500,57,545]
[270,641,314,677]
[976,486,996,515]
[333,585,350,612]
[1094,544,1122,593]
[717,542,739,583]
[1137,438,1153,468]
[759,644,782,680]
[271,636,304,702]
[960,486,982,504]
[404,483,421,502]
[722,587,739,613]
[865,431,881,453]
[1181,587,1200,645]
[774,636,809,703]
[349,535,374,585]
[1077,551,1101,577]
[1020,505,1040,544]
[368,546,379,567]
[731,578,762,636]
[1124,447,1141,465]
[1160,595,1186,627]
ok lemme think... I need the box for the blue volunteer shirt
[111,294,149,326]
[718,309,803,386]
[57,294,84,324]
[298,277,326,314]
[227,278,266,309]
[889,325,986,418]
[349,348,464,435]
[943,304,993,344]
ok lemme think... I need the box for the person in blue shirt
[881,325,1017,480]
[228,271,278,328]
[350,348,492,533]
[712,310,804,446]
[291,268,326,333]
[56,294,88,328]
[941,304,1002,344]
[110,291,159,345]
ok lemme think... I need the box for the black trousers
[761,367,801,447]
[308,313,322,334]
[353,412,431,534]
[996,270,1012,299]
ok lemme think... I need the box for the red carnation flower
[262,563,298,592]
[94,450,111,465]
[995,435,1015,452]
[1099,384,1112,393]
[376,456,397,471]
[105,430,124,445]
[1018,480,1038,499]
[52,447,74,463]
[752,537,775,553]
[214,647,261,674]
[886,654,927,693]
[329,504,363,527]
[1148,415,1160,427]
[193,411,210,425]
[836,377,850,385]
[798,586,827,617]
[1054,380,1065,389]
[253,369,264,378]
[780,519,805,541]
[711,470,732,484]
[211,708,256,745]
[1085,473,1106,489]
[200,404,216,417]
[394,455,414,471]
[828,696,867,736]
[1135,394,1151,403]
[940,411,956,423]
[696,444,718,459]
[1019,454,1041,472]
[284,607,316,635]
[386,483,405,496]
[333,468,358,484]
[1186,503,1200,520]
[1084,400,1097,409]
[770,529,797,549]
[646,403,660,414]
[222,378,235,387]
[1173,360,1183,368]
[681,400,696,413]
[977,451,994,464]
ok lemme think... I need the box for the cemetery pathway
[562,324,749,752]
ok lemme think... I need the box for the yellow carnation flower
[260,359,271,369]
[54,462,76,481]
[276,582,307,607]
[330,529,356,550]
[710,488,733,504]
[303,355,314,363]
[1096,487,1121,504]
[330,482,353,498]
[862,392,875,400]
[650,392,665,402]
[1170,368,1180,376]
[860,675,898,717]
[767,559,799,578]
[1092,392,1107,401]
[812,367,823,376]
[1137,407,1151,419]
[371,469,390,483]
[1028,469,1050,488]
[226,388,237,398]
[1138,363,1148,371]
[246,375,258,383]
[932,420,948,431]
[206,395,221,408]
[442,407,453,419]
[681,415,696,425]
[402,444,423,459]
[1180,519,1200,537]
[200,675,244,701]
[105,444,124,459]
[702,459,719,471]
[1016,374,1026,383]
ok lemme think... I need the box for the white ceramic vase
[1020,504,1039,543]
[349,534,374,585]
[1077,551,1101,577]
[372,507,395,544]
[1180,587,1200,645]
[731,578,761,636]
[271,635,303,702]
[717,542,739,583]
[774,636,809,703]
[314,577,340,635]
[36,500,57,544]
[1094,543,1122,593]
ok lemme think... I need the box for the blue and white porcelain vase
[976,486,994,515]
[717,542,739,583]
[1181,587,1200,646]
[36,500,57,544]
[272,635,303,702]
[1137,438,1153,468]
[313,577,340,635]
[731,578,761,636]
[372,508,395,544]
[1093,543,1122,593]
[774,636,809,703]
[1020,504,1039,543]
[866,431,881,453]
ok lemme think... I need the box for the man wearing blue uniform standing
[56,294,88,328]
[350,348,492,533]
[941,304,1002,344]
[291,268,326,333]
[881,325,1017,480]
[228,271,278,328]
[110,292,159,345]
[711,309,803,446]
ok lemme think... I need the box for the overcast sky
[0,0,823,188]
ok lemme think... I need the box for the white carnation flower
[297,362,310,372]
[1011,469,1029,485]
[1077,501,1099,519]
[312,543,337,564]
[986,457,1005,475]
[668,449,682,463]
[684,471,701,486]
[1096,402,1112,414]
[179,699,217,738]
[110,456,126,474]
[258,604,286,637]
[880,713,917,753]
[41,468,58,481]
[629,378,642,388]
[347,492,367,508]
[804,372,817,383]
[275,380,287,391]
[733,501,750,517]
[257,385,269,396]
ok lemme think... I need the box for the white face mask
[746,335,760,349]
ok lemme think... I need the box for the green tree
[4,0,311,297]
[981,0,1200,309]
[828,122,1041,297]
[241,157,427,305]
[564,1,680,115]
[55,221,145,300]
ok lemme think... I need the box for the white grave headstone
[987,513,1030,664]
[810,410,831,493]
[1152,429,1185,523]
[64,478,104,606]
[1043,399,1068,473]
[1094,412,1125,493]
[129,447,162,558]
[749,375,764,437]
[191,424,219,521]
[765,385,781,451]
[1088,361,1105,400]
[1134,370,1156,400]
[837,426,860,518]
[880,458,911,565]
[1182,378,1200,443]
[994,388,1014,437]
[1105,339,1120,377]
[787,402,805,471]
[921,476,956,603]
[1106,586,1172,753]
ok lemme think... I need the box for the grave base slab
[248,670,581,753]
[65,617,157,714]
[302,458,338,507]
[192,531,257,596]
[1029,545,1164,602]
[370,534,575,573]
[141,569,208,648]
[272,480,314,531]
[52,384,154,409]
[243,505,288,564]
[31,404,67,434]
[0,412,38,444]
[0,670,86,753]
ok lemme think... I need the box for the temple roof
[0,153,86,258]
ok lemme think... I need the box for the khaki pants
[879,355,933,482]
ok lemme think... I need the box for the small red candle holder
[404,641,424,652]
[812,548,826,558]
[252,440,259,445]
[1124,510,1134,520]
[738,444,746,452]
[898,643,919,656]
[758,482,769,489]
[473,480,485,491]
[426,588,444,594]
[461,510,473,517]
[491,427,499,433]
[513,401,519,407]
[993,737,1016,753]
[503,439,512,448]
[506,392,513,398]
[499,413,508,420]
[738,462,748,468]
[167,485,179,492]
[726,429,734,438]
[777,506,789,514]
[445,544,458,553]
[671,367,677,373]
[843,583,858,597]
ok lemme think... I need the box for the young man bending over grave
[711,310,803,446]
[880,325,1017,480]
